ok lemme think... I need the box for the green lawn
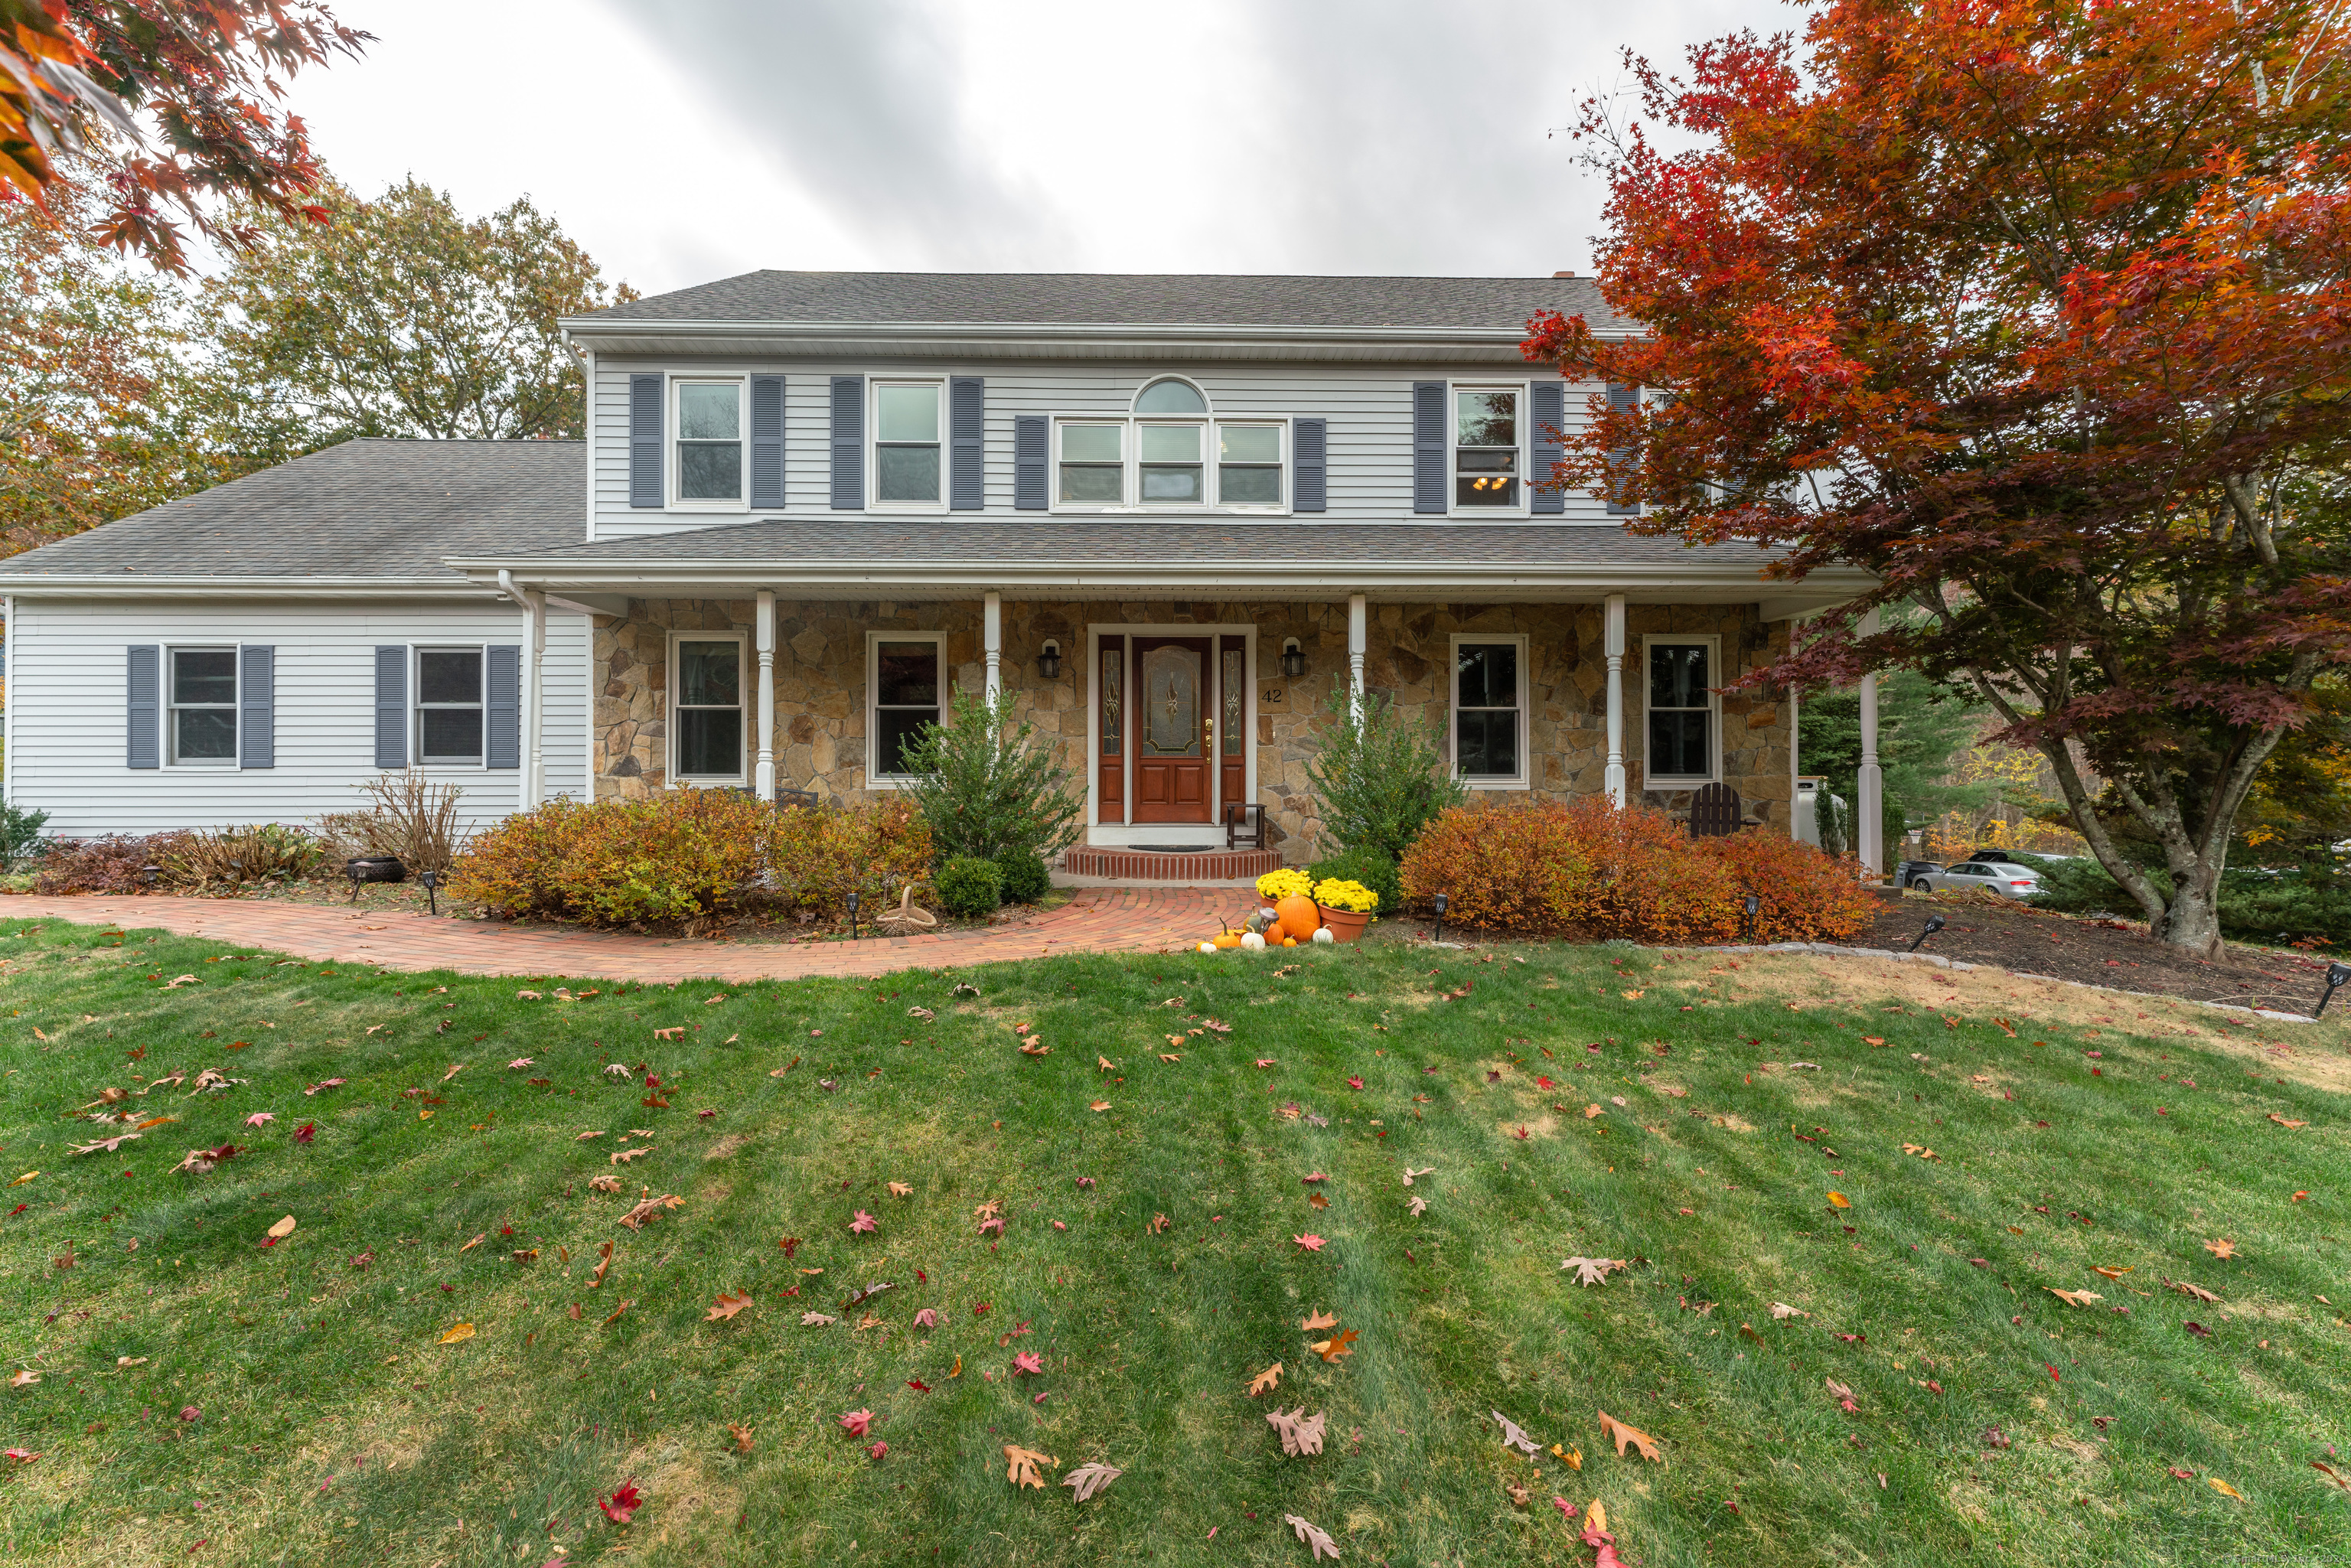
[0,917,2343,1566]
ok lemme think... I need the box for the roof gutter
[0,575,499,600]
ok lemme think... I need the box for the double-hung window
[1645,637,1718,784]
[872,380,943,507]
[674,380,745,504]
[416,647,485,765]
[1454,386,1521,509]
[1216,423,1283,507]
[168,648,238,765]
[868,634,944,785]
[1058,423,1125,504]
[672,636,745,782]
[1450,634,1526,787]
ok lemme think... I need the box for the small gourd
[1197,940,1217,954]
[1273,894,1322,939]
[1311,927,1335,945]
[1239,931,1267,951]
[1282,937,1298,947]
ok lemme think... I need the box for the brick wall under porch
[589,598,1794,865]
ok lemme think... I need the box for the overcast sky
[277,0,1795,301]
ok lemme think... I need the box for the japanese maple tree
[1527,0,2351,951]
[1,0,367,272]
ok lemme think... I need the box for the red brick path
[0,890,1263,983]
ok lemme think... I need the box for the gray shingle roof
[584,271,1629,334]
[511,518,1775,571]
[0,438,584,581]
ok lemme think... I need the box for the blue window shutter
[949,376,984,510]
[830,375,865,510]
[748,375,785,508]
[1293,418,1327,512]
[1411,382,1446,513]
[629,373,664,508]
[1606,383,1640,516]
[126,645,158,769]
[239,645,275,768]
[1528,381,1565,515]
[485,645,521,770]
[1013,415,1048,510]
[374,646,408,769]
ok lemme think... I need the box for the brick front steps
[1059,846,1283,882]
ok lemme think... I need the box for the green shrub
[994,847,1051,905]
[1308,846,1400,921]
[0,802,50,868]
[899,690,1084,866]
[2217,879,2351,947]
[1307,680,1466,865]
[934,855,1004,918]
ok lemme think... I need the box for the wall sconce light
[1280,638,1307,679]
[1037,639,1061,680]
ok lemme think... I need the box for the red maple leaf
[849,1210,877,1234]
[778,1236,801,1258]
[1535,1075,1555,1090]
[1346,1075,1365,1090]
[1293,1234,1327,1252]
[907,1378,931,1392]
[293,1122,316,1144]
[1012,1351,1044,1376]
[599,1482,643,1524]
[839,1408,873,1439]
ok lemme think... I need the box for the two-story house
[0,272,1869,877]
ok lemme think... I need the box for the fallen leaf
[70,1132,141,1156]
[1301,1309,1339,1332]
[1769,1302,1809,1319]
[1309,1328,1358,1363]
[2166,1277,2221,1303]
[2268,1113,2307,1129]
[1284,1514,1341,1560]
[1825,1378,1860,1413]
[1003,1444,1058,1490]
[839,1408,873,1439]
[2313,1461,2351,1494]
[2092,1266,2132,1280]
[1492,1410,1541,1456]
[1247,1362,1282,1396]
[850,1210,878,1234]
[1062,1459,1123,1501]
[1267,1407,1328,1457]
[887,1182,913,1197]
[8,1370,37,1387]
[729,1423,755,1453]
[2046,1288,2103,1308]
[1012,1351,1044,1376]
[1401,1167,1436,1186]
[1596,1410,1661,1462]
[266,1215,296,1240]
[1088,1100,1110,1113]
[2209,1476,2244,1500]
[618,1194,684,1231]
[1293,1234,1326,1253]
[2203,1237,2238,1260]
[610,1146,651,1165]
[801,1312,837,1327]
[1827,1191,1851,1209]
[1306,1191,1329,1210]
[459,1233,486,1253]
[706,1291,753,1322]
[1407,1195,1427,1215]
[1560,1257,1625,1287]
[439,1323,475,1345]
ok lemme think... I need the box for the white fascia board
[557,318,1613,364]
[0,576,503,600]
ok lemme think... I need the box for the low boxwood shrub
[1307,846,1400,919]
[994,847,1051,905]
[1400,797,1867,943]
[934,855,1004,918]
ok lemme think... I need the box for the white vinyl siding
[589,360,1628,535]
[5,598,590,837]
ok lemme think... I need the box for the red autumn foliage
[1524,0,2351,954]
[1399,797,1867,941]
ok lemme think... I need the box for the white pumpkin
[1239,931,1267,950]
[1311,926,1335,944]
[1197,941,1218,954]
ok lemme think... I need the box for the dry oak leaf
[1284,1513,1342,1560]
[1400,1167,1436,1186]
[1560,1257,1625,1287]
[1147,1213,1170,1234]
[2166,1277,2222,1303]
[1063,1459,1123,1501]
[1307,1191,1329,1210]
[8,1370,39,1387]
[1088,1100,1111,1113]
[887,1182,913,1198]
[1492,1410,1541,1456]
[1407,1195,1428,1216]
[2046,1288,2103,1309]
[610,1146,651,1166]
[1597,1410,1661,1462]
[1769,1302,1810,1319]
[618,1194,684,1231]
[1247,1361,1283,1397]
[70,1132,141,1156]
[588,1174,623,1194]
[1309,1328,1358,1363]
[1159,1053,1182,1063]
[1825,1378,1860,1413]
[729,1423,755,1454]
[1003,1444,1058,1490]
[706,1291,753,1322]
[2268,1113,2307,1129]
[459,1232,487,1253]
[1301,1309,1339,1332]
[1506,1480,1531,1508]
[1019,1042,1050,1057]
[801,1312,837,1327]
[1097,1055,1117,1072]
[1293,1234,1327,1252]
[1267,1407,1328,1456]
[2203,1238,2238,1260]
[2312,1461,2351,1495]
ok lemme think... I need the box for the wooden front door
[1131,636,1212,823]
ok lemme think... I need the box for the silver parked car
[1909,859,2043,899]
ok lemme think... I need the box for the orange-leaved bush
[764,794,932,913]
[1400,796,1864,943]
[1698,826,1872,942]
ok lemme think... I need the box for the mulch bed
[1828,888,2337,1014]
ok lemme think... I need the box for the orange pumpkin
[1263,921,1288,944]
[1212,931,1242,950]
[1283,937,1298,947]
[1274,894,1322,937]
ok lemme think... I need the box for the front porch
[576,591,1805,867]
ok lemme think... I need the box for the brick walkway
[0,889,1263,983]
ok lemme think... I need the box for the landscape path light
[1908,913,1945,953]
[2314,961,2351,1019]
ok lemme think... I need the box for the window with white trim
[416,647,485,765]
[1051,379,1288,513]
[1450,634,1527,787]
[673,379,745,504]
[872,380,944,507]
[168,647,237,766]
[1645,637,1718,784]
[868,633,945,784]
[671,634,745,782]
[1453,385,1522,510]
[1217,422,1283,507]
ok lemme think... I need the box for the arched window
[1133,377,1208,415]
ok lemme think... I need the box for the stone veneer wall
[591,598,1792,864]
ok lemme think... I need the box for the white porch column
[755,589,776,797]
[983,591,1002,703]
[524,586,546,807]
[1346,593,1366,716]
[1857,606,1883,875]
[1603,593,1627,807]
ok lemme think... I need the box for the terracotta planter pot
[1316,905,1371,943]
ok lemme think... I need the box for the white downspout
[1346,592,1366,719]
[1857,605,1883,875]
[579,344,597,543]
[983,591,1002,704]
[1603,592,1627,807]
[755,589,776,797]
[499,569,542,809]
